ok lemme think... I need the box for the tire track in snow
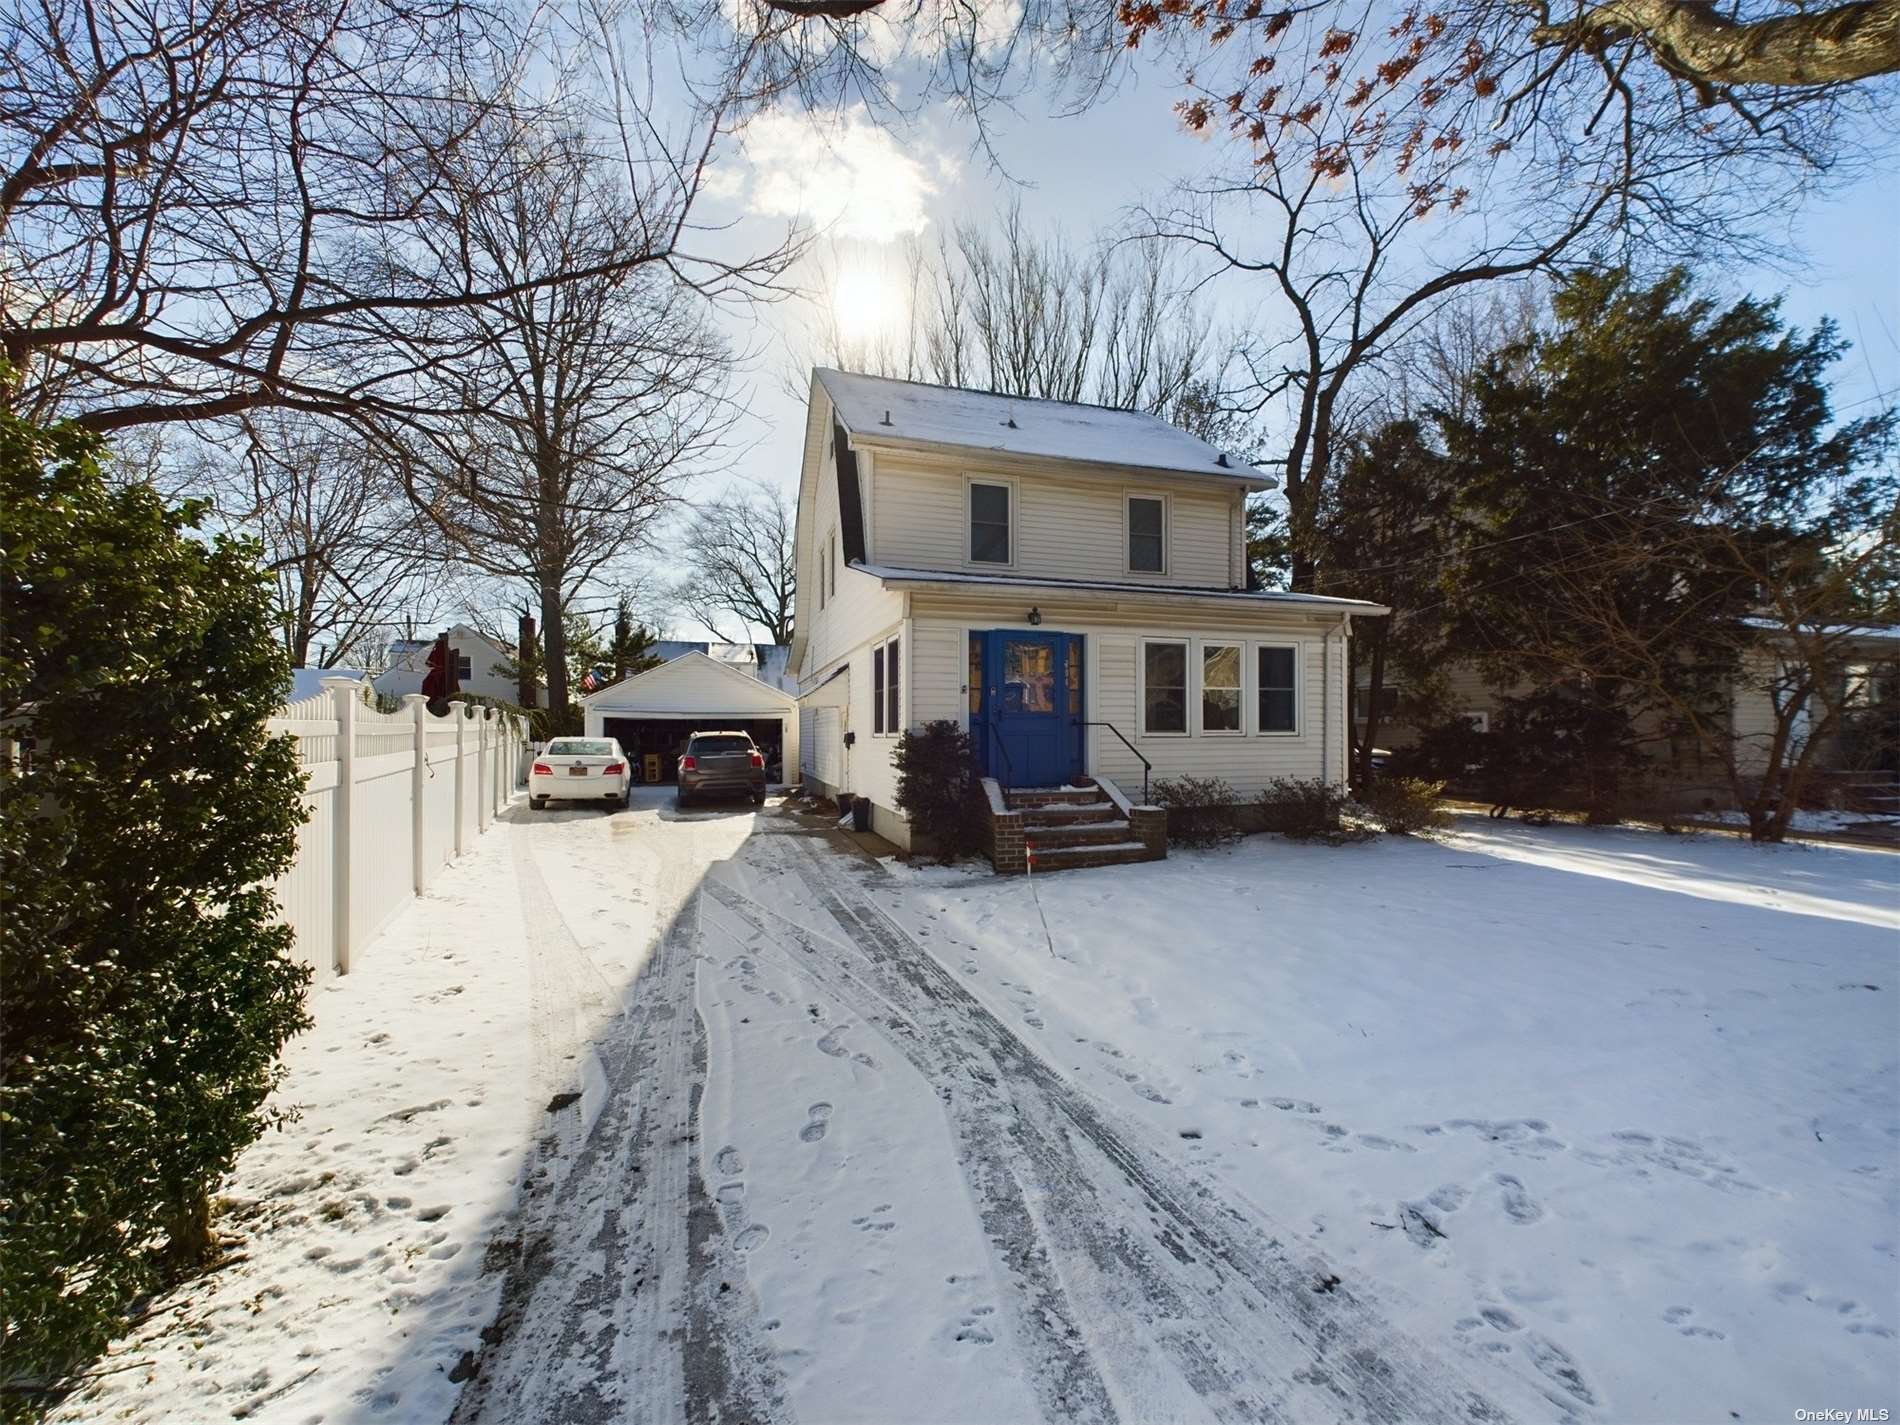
[708,834,1511,1425]
[510,824,614,1164]
[454,821,793,1425]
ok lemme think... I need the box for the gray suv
[678,730,767,807]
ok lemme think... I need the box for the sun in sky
[830,258,906,348]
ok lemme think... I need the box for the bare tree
[794,204,1236,426]
[403,132,741,716]
[1144,114,1616,589]
[175,415,445,668]
[674,480,797,643]
[1,0,792,433]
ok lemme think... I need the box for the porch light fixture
[1027,606,1042,626]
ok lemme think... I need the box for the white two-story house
[789,369,1383,851]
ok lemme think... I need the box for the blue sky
[665,56,1898,635]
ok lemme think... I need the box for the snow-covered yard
[59,801,1899,1424]
[868,816,1900,1421]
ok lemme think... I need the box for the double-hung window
[1201,643,1242,733]
[1142,640,1188,735]
[969,481,1011,564]
[1127,496,1165,573]
[872,634,901,734]
[1257,645,1298,733]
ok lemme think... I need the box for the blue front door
[975,631,1082,788]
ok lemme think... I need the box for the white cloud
[736,104,944,244]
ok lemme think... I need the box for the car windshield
[547,739,615,756]
[691,736,754,755]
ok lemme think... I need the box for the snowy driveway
[451,793,1523,1424]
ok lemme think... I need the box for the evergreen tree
[1312,420,1457,787]
[1,407,311,1406]
[1441,268,1893,822]
[608,594,663,683]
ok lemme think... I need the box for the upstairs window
[1127,496,1165,573]
[969,481,1011,564]
[1258,645,1298,733]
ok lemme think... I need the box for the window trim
[872,633,901,737]
[1198,640,1245,736]
[1460,709,1490,735]
[1252,641,1302,737]
[1124,492,1169,576]
[1138,637,1191,738]
[965,476,1016,569]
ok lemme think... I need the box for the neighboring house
[580,651,798,783]
[373,624,539,705]
[1355,622,1899,803]
[650,640,796,693]
[787,368,1383,851]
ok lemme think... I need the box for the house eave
[856,563,1386,616]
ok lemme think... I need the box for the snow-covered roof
[854,563,1385,613]
[578,651,796,710]
[1740,617,1900,645]
[814,369,1276,487]
[288,667,370,703]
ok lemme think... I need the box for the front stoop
[988,782,1167,874]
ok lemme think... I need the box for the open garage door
[601,717,787,784]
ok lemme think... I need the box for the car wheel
[531,797,547,810]
[752,791,766,806]
[676,793,691,809]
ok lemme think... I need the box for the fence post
[405,694,429,894]
[324,678,358,975]
[451,700,468,857]
[477,710,491,833]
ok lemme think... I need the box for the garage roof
[579,651,796,713]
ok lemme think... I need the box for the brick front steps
[982,779,1166,874]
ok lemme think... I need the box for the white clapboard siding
[264,685,527,999]
[870,454,1241,589]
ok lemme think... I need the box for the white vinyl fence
[270,680,529,984]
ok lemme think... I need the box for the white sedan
[529,737,632,810]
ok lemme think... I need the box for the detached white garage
[581,652,799,785]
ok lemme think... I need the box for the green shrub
[1,409,312,1411]
[1150,775,1244,849]
[1255,777,1375,844]
[893,720,987,863]
[1361,777,1452,835]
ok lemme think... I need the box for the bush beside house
[1,409,312,1416]
[893,721,987,863]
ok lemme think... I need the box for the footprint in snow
[816,1025,851,1058]
[1269,1098,1320,1114]
[715,1146,744,1176]
[1132,1082,1171,1104]
[1523,1334,1596,1407]
[1494,1173,1544,1223]
[800,1103,833,1144]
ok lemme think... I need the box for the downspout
[1320,626,1332,786]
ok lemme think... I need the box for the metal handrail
[983,718,1016,789]
[1080,720,1151,802]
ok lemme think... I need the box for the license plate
[568,765,589,776]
